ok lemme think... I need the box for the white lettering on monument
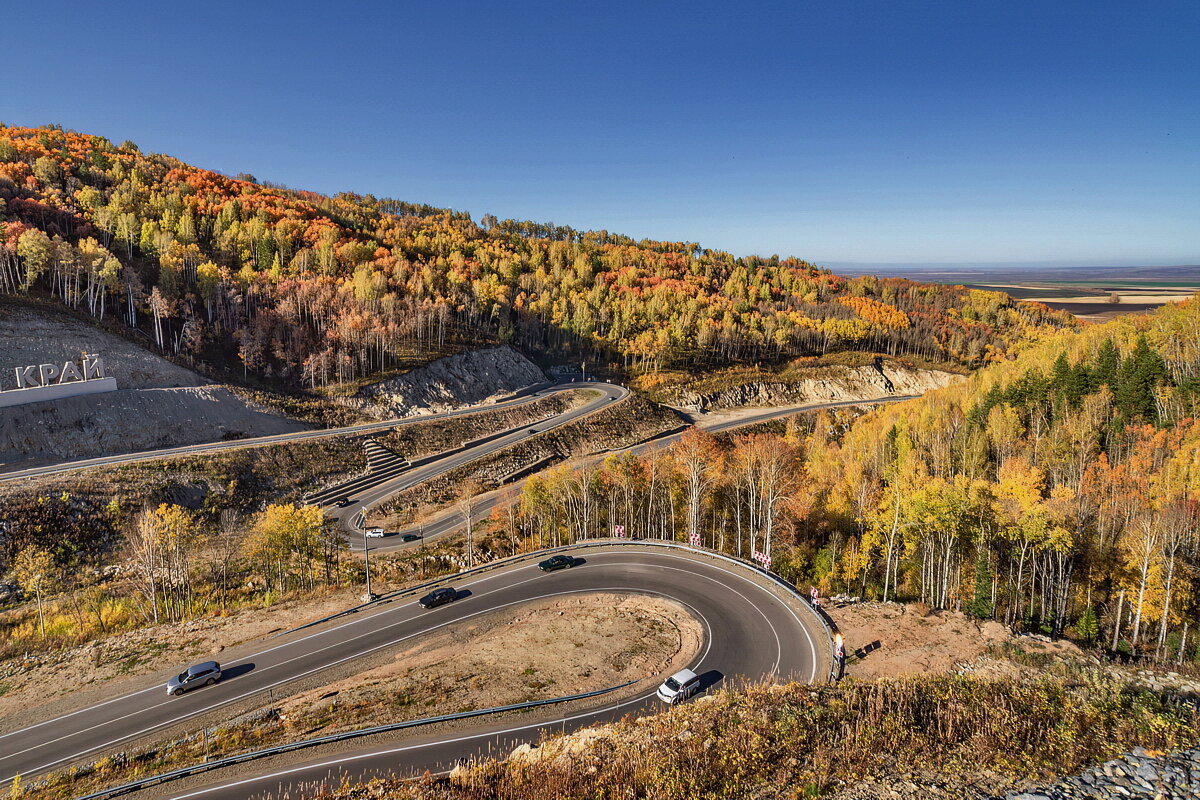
[10,353,107,390]
[14,365,38,389]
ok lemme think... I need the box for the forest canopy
[497,298,1200,663]
[0,123,1073,388]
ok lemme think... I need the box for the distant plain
[834,264,1200,322]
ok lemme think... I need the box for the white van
[656,668,700,704]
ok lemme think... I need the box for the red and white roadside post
[613,524,625,539]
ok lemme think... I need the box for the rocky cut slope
[657,361,960,410]
[349,345,548,418]
[0,304,308,469]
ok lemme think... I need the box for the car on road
[167,661,222,695]
[418,587,458,608]
[527,428,538,435]
[334,497,352,508]
[538,554,576,572]
[656,668,700,704]
[401,533,422,542]
[364,528,386,538]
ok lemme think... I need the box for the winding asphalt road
[0,546,825,797]
[319,382,627,540]
[0,381,909,798]
[359,393,917,554]
[0,381,614,484]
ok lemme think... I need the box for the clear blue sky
[5,0,1199,265]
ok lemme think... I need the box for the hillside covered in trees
[0,123,1072,389]
[498,297,1200,665]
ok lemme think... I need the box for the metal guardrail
[274,539,837,679]
[72,681,635,800]
[68,541,830,798]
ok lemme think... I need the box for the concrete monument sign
[0,353,117,408]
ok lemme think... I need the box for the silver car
[166,661,222,695]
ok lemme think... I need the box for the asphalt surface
[320,382,627,542]
[0,547,823,796]
[361,394,917,554]
[0,382,906,797]
[0,381,605,484]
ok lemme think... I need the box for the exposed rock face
[1007,747,1200,799]
[354,346,547,418]
[0,386,308,466]
[677,364,960,410]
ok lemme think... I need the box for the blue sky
[5,1,1199,265]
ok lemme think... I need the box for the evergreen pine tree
[968,548,993,619]
[1066,362,1091,407]
[1051,352,1071,388]
[1115,335,1166,421]
[1093,338,1120,388]
[1076,605,1099,643]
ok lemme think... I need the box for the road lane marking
[6,579,711,780]
[166,688,664,800]
[1,548,813,782]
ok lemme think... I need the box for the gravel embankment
[1008,747,1200,800]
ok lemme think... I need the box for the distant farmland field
[836,265,1200,322]
[967,282,1196,322]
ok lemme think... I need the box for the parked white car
[656,668,700,704]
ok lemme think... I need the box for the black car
[334,497,352,508]
[401,533,422,542]
[418,587,457,608]
[538,554,576,572]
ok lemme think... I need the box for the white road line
[2,567,575,777]
[166,688,662,800]
[1,547,814,783]
[165,578,728,800]
[3,553,708,777]
[0,544,560,742]
[8,579,711,781]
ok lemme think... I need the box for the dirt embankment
[279,593,700,723]
[349,346,547,419]
[827,600,1085,681]
[0,304,309,469]
[376,392,583,464]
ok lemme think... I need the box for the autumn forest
[0,124,1071,388]
[1,122,1197,668]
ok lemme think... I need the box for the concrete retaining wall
[0,377,117,408]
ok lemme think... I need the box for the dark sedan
[418,587,458,608]
[538,554,576,572]
[401,533,422,542]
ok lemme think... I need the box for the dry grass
[305,675,1200,800]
